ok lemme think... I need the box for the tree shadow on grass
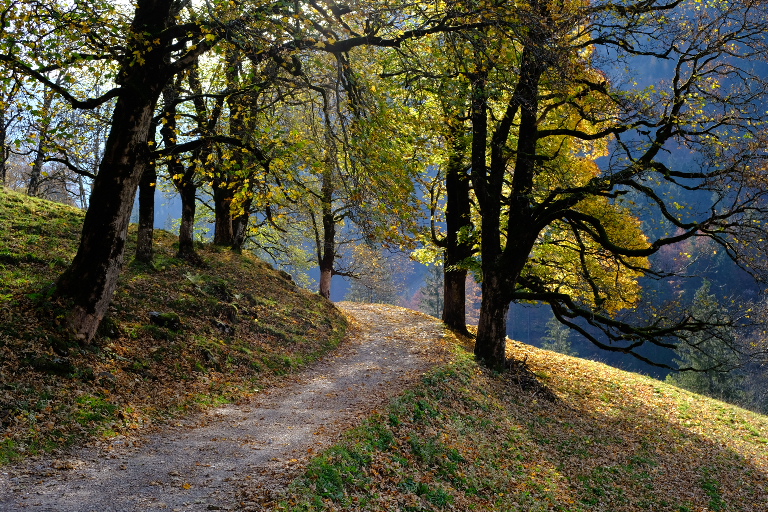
[506,343,768,512]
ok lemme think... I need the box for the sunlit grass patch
[274,338,768,511]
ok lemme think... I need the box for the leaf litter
[272,338,768,512]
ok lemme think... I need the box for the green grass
[271,341,768,512]
[0,188,347,464]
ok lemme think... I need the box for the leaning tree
[0,0,215,340]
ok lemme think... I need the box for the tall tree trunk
[319,268,333,299]
[443,271,467,327]
[135,157,156,263]
[316,126,337,299]
[76,175,87,209]
[213,48,239,247]
[27,86,56,196]
[0,103,7,187]
[318,195,336,299]
[473,41,545,369]
[213,183,234,245]
[468,72,508,364]
[27,136,46,196]
[232,196,252,251]
[177,180,197,260]
[216,46,248,250]
[442,126,472,333]
[475,271,510,369]
[55,0,176,342]
[159,75,199,261]
[27,77,61,197]
[176,59,221,262]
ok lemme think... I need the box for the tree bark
[216,46,250,250]
[174,59,216,263]
[159,75,202,262]
[177,180,197,260]
[55,0,177,342]
[27,85,56,197]
[474,271,510,369]
[0,102,7,187]
[317,153,337,299]
[317,205,336,299]
[472,36,546,368]
[135,158,156,263]
[232,196,252,251]
[442,126,472,333]
[27,135,46,196]
[212,183,234,245]
[76,175,87,209]
[443,271,467,327]
[319,268,333,299]
[468,71,511,364]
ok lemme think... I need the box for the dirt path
[0,303,451,511]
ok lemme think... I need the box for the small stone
[149,312,182,330]
[212,319,235,336]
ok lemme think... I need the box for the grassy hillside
[0,188,346,463]
[4,189,768,511]
[270,338,768,512]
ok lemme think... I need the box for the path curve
[0,303,450,511]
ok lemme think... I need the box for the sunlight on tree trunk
[55,0,181,342]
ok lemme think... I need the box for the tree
[26,79,59,197]
[540,315,577,357]
[262,44,422,299]
[665,281,744,402]
[385,32,477,334]
[345,244,407,305]
[418,0,768,369]
[2,70,103,205]
[157,54,226,263]
[0,74,17,186]
[419,263,444,318]
[0,0,214,340]
[439,123,474,333]
[212,45,255,248]
[135,128,158,264]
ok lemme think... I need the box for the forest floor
[0,303,453,511]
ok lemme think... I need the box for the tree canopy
[2,0,768,373]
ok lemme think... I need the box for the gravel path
[0,303,451,511]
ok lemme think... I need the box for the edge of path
[0,303,457,512]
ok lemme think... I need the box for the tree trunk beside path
[0,303,453,511]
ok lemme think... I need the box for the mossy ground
[0,189,346,463]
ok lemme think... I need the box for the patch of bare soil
[0,303,452,511]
